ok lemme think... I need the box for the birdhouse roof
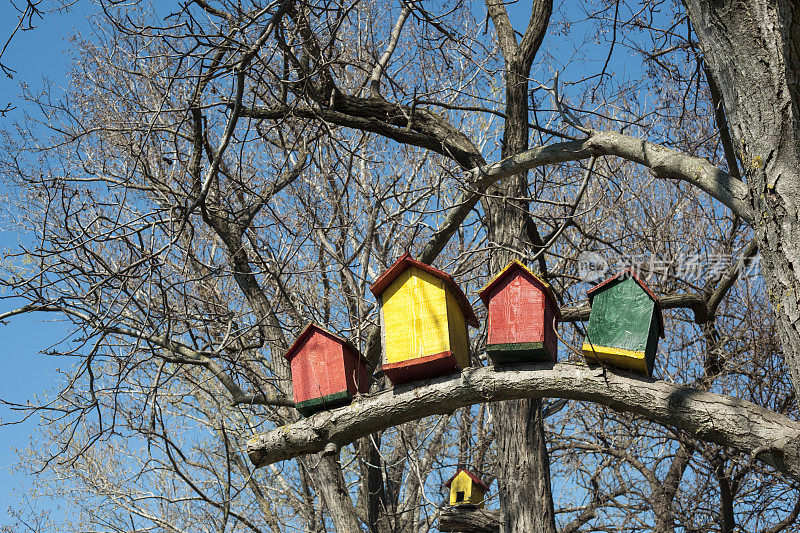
[587,269,664,338]
[477,259,561,317]
[369,252,479,327]
[284,323,369,364]
[444,468,491,492]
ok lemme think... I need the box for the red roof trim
[478,259,561,318]
[586,269,664,338]
[586,268,657,301]
[284,323,370,365]
[369,252,479,327]
[444,467,491,492]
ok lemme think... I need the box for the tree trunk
[305,453,364,532]
[486,165,557,532]
[684,0,800,396]
[716,460,736,533]
[493,399,557,531]
[487,31,557,527]
[358,435,389,532]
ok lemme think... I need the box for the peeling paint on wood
[582,272,663,376]
[371,253,477,385]
[479,260,559,364]
[284,324,369,416]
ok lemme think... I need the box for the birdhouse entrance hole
[455,491,464,503]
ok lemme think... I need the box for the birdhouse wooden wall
[370,253,479,385]
[582,270,664,376]
[284,324,370,416]
[445,469,490,508]
[479,259,560,364]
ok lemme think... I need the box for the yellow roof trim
[478,259,559,313]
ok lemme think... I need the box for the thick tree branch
[237,94,486,170]
[439,504,498,532]
[485,0,518,57]
[462,130,753,224]
[241,110,750,269]
[247,363,800,481]
[423,128,752,264]
[518,0,553,67]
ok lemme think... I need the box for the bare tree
[1,0,799,531]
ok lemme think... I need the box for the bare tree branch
[462,131,753,223]
[247,363,800,482]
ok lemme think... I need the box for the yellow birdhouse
[444,468,490,507]
[370,252,479,385]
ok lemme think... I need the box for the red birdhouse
[284,323,370,416]
[478,259,561,364]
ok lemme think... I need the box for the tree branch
[368,6,411,97]
[560,292,710,323]
[703,61,742,182]
[485,0,518,57]
[462,130,753,224]
[0,304,294,407]
[439,504,498,532]
[238,95,486,170]
[246,363,800,482]
[423,128,752,264]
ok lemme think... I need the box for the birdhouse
[284,323,370,416]
[478,259,560,364]
[370,252,479,385]
[582,269,664,376]
[444,468,490,508]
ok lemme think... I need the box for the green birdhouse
[582,269,664,376]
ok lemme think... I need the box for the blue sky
[0,1,91,521]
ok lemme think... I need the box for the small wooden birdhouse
[370,252,479,385]
[445,468,490,508]
[582,269,664,376]
[284,323,370,416]
[478,259,561,364]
